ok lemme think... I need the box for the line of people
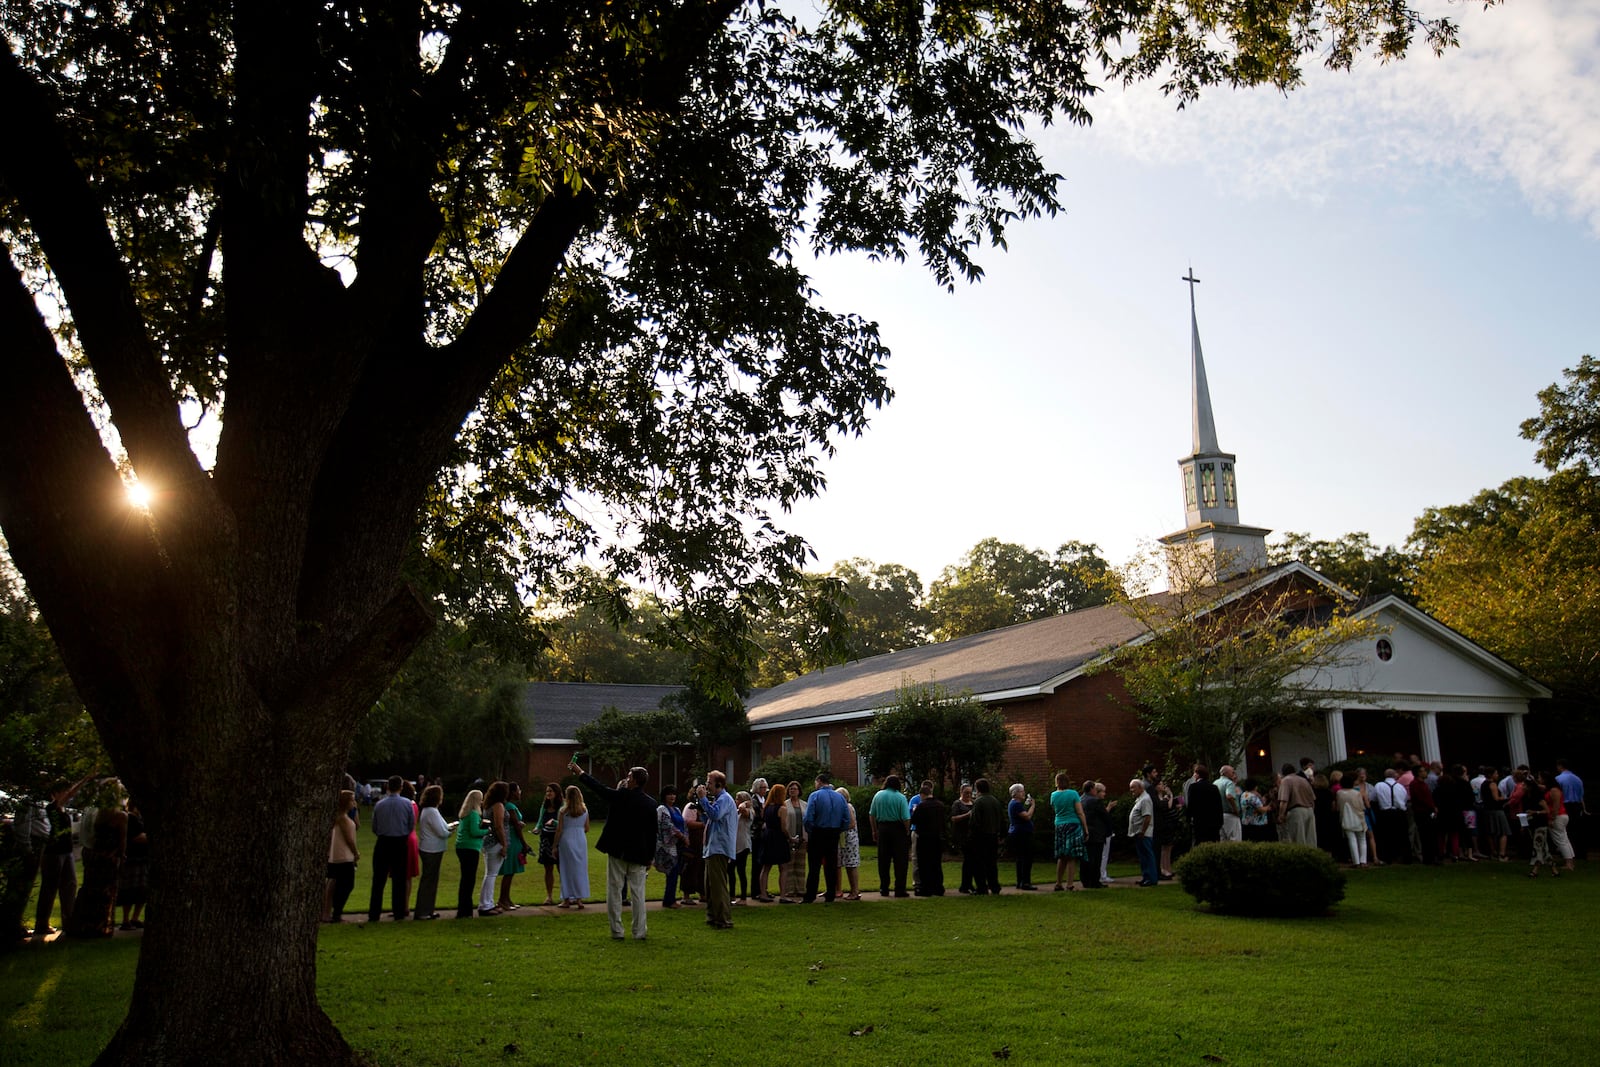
[330,775,593,923]
[1114,756,1587,879]
[332,755,1587,932]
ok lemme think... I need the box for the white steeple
[1189,272,1221,456]
[1160,269,1270,591]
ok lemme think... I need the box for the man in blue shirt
[1555,761,1585,860]
[368,775,415,922]
[701,771,738,929]
[802,772,849,903]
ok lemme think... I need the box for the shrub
[749,751,824,793]
[1173,841,1346,917]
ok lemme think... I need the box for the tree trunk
[93,724,365,1065]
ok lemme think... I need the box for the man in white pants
[572,762,658,940]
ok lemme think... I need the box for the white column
[1417,711,1441,763]
[1324,709,1348,764]
[1505,713,1530,768]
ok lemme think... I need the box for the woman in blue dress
[556,785,590,908]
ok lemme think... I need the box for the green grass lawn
[6,851,1598,1066]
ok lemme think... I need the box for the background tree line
[15,347,1600,793]
[516,357,1600,768]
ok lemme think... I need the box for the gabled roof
[1352,596,1552,698]
[520,682,686,744]
[747,563,1333,729]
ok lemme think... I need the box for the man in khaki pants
[702,771,737,929]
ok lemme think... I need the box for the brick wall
[730,674,1165,795]
[526,745,574,792]
[728,723,856,786]
[1042,675,1160,790]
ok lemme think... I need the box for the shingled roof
[746,601,1146,728]
[520,682,686,743]
[746,563,1316,729]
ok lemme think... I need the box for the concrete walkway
[337,877,1158,924]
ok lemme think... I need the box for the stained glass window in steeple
[1199,462,1217,508]
[1222,463,1236,508]
[1183,466,1197,509]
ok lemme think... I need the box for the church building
[730,273,1549,788]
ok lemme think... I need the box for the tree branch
[294,0,743,633]
[346,3,443,335]
[0,43,209,506]
[0,245,170,760]
[224,0,323,301]
[284,584,435,746]
[289,181,593,637]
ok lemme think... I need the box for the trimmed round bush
[1173,841,1346,917]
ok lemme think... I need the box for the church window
[1199,463,1217,508]
[1222,464,1236,508]
[1376,639,1393,662]
[1183,467,1196,509]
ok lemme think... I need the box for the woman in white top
[1336,782,1370,867]
[414,784,454,919]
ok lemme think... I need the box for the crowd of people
[13,752,1580,947]
[334,752,1588,938]
[9,776,151,941]
[1114,755,1587,882]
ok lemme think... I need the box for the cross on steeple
[1182,267,1201,311]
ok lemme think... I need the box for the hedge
[1173,841,1346,917]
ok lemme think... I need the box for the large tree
[853,679,1013,791]
[1105,548,1381,771]
[1409,358,1600,756]
[1412,475,1600,705]
[573,705,696,778]
[0,1,1481,1061]
[1269,531,1417,601]
[927,537,1115,640]
[751,558,929,685]
[831,559,932,657]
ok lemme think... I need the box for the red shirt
[1410,776,1437,815]
[1545,786,1566,819]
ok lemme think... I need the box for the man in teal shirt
[868,776,911,897]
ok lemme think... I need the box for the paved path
[337,877,1160,924]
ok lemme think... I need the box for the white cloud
[1061,3,1600,232]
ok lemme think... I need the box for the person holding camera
[570,761,656,940]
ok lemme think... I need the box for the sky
[780,2,1600,588]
